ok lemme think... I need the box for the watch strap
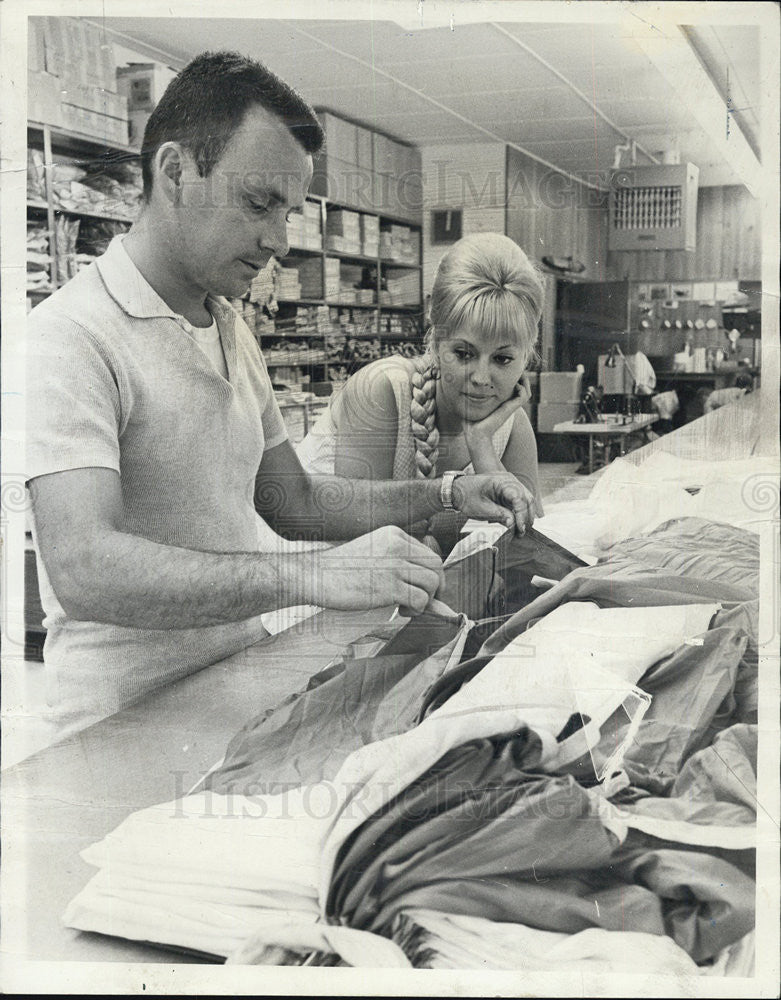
[441,470,465,511]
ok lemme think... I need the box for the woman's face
[435,325,528,422]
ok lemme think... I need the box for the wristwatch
[440,470,466,511]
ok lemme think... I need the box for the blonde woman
[296,232,544,549]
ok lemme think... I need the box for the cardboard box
[317,111,357,166]
[372,132,394,174]
[42,17,66,78]
[61,18,88,88]
[539,371,583,403]
[536,401,580,433]
[128,110,152,149]
[355,125,373,171]
[117,63,177,112]
[60,102,129,145]
[28,18,46,73]
[28,70,64,127]
[60,83,127,120]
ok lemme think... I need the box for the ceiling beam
[489,22,661,167]
[629,21,762,197]
[289,22,603,191]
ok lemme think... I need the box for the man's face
[173,104,313,298]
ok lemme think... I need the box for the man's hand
[301,526,445,615]
[453,473,536,535]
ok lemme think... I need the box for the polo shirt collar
[95,235,235,327]
[96,235,179,321]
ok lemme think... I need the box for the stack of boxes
[312,111,422,223]
[294,258,324,300]
[325,209,362,254]
[274,266,302,302]
[383,271,419,306]
[379,224,418,263]
[361,214,379,257]
[287,202,323,251]
[536,372,584,433]
[323,258,341,301]
[28,17,130,144]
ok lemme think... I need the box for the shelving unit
[26,127,425,395]
[26,121,140,298]
[247,193,425,391]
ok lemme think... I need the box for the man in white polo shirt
[26,52,535,731]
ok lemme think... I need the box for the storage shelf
[265,353,327,367]
[27,121,422,338]
[28,121,137,158]
[276,298,327,307]
[286,245,324,257]
[326,249,380,266]
[379,259,421,270]
[27,200,136,225]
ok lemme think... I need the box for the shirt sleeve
[260,376,289,450]
[26,310,122,481]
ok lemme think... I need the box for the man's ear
[155,142,185,204]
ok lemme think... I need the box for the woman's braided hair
[410,232,544,480]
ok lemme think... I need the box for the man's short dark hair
[140,51,325,199]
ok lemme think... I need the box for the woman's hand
[462,378,530,464]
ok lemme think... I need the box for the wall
[505,146,607,282]
[420,143,506,294]
[604,184,761,282]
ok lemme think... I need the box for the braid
[410,358,439,479]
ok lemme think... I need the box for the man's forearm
[54,528,317,629]
[294,475,445,539]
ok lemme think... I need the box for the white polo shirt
[26,236,288,731]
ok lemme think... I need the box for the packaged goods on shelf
[379,223,418,263]
[274,265,302,301]
[326,208,361,238]
[27,149,47,202]
[247,261,278,306]
[293,257,324,300]
[27,223,53,293]
[77,218,130,258]
[52,215,80,283]
[385,271,420,305]
[255,312,276,337]
[38,155,142,220]
[361,214,380,257]
[287,212,322,251]
[322,257,341,300]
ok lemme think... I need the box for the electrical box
[609,163,699,252]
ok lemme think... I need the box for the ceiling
[94,12,764,193]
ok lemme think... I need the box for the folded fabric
[326,733,754,962]
[534,454,775,559]
[326,732,622,933]
[422,602,720,745]
[390,909,702,974]
[610,832,756,963]
[65,789,327,958]
[480,518,757,660]
[611,724,758,849]
[205,610,470,795]
[590,626,748,795]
